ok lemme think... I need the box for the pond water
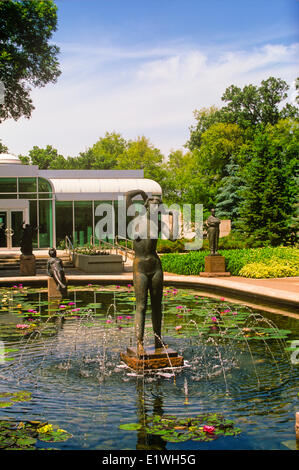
[0,284,298,451]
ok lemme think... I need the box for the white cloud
[1,42,298,157]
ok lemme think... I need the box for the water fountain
[0,283,298,450]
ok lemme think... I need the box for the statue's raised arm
[125,189,148,212]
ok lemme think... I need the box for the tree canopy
[0,0,61,121]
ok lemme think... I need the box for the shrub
[157,239,186,253]
[239,260,299,278]
[73,245,109,256]
[160,246,299,277]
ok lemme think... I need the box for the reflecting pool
[0,284,298,450]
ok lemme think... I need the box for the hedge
[160,246,299,278]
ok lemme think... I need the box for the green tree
[19,145,66,169]
[215,160,245,224]
[0,0,61,121]
[197,122,244,178]
[187,106,224,150]
[91,131,127,169]
[117,136,166,184]
[187,77,298,151]
[0,140,9,153]
[238,120,299,246]
[66,132,127,169]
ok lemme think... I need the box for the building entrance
[0,209,25,249]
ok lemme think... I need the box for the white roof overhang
[49,178,162,200]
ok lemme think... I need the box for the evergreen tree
[238,120,298,246]
[215,160,244,225]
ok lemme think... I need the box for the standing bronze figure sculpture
[200,209,230,277]
[20,223,35,255]
[19,223,36,276]
[126,189,163,353]
[47,248,67,297]
[120,190,183,370]
[205,208,221,255]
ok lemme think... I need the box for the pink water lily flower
[203,425,215,434]
[106,319,113,324]
[211,316,218,322]
[16,324,30,329]
[71,308,81,312]
[175,325,182,331]
[68,302,75,306]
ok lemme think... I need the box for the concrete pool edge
[0,272,298,318]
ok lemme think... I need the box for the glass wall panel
[56,201,73,247]
[39,200,53,247]
[94,201,114,243]
[19,193,37,199]
[114,198,127,240]
[11,211,23,247]
[0,193,17,199]
[19,177,37,193]
[29,200,38,248]
[0,211,7,247]
[38,178,52,194]
[74,201,92,246]
[0,178,17,193]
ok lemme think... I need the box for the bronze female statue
[20,223,35,255]
[126,190,163,353]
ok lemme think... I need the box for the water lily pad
[119,423,142,431]
[144,413,241,443]
[0,419,72,449]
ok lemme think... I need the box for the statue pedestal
[200,255,230,277]
[19,254,36,276]
[120,345,184,371]
[47,277,62,298]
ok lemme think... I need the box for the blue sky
[1,0,298,157]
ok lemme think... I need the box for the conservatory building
[0,153,162,250]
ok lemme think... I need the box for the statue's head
[211,208,215,215]
[48,248,56,258]
[145,194,162,213]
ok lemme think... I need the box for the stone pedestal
[47,277,62,298]
[120,345,184,371]
[200,255,230,277]
[19,254,36,276]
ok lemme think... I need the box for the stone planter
[73,253,123,273]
